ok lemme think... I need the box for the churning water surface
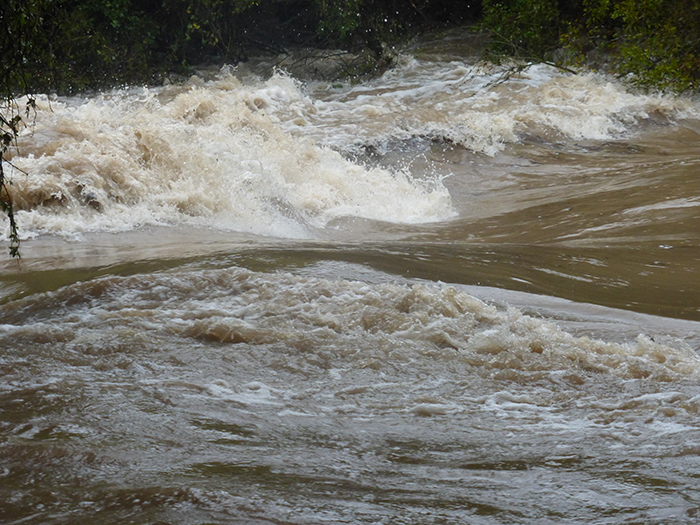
[2,30,700,524]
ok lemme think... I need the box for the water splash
[4,73,454,240]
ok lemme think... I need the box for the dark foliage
[481,0,700,92]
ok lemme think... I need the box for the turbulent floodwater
[2,30,700,524]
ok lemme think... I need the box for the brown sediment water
[2,30,700,524]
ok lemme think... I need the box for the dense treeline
[0,0,480,96]
[2,0,700,256]
[2,0,699,97]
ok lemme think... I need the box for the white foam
[8,267,695,382]
[2,74,454,240]
[4,60,699,241]
[269,61,700,155]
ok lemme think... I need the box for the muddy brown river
[2,30,700,524]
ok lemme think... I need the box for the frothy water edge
[3,59,699,241]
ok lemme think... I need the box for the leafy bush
[482,0,561,58]
[607,0,700,92]
[482,0,700,92]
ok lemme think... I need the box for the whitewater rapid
[3,32,700,524]
[4,53,697,242]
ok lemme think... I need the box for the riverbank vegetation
[3,0,699,96]
[2,0,700,256]
[483,0,700,93]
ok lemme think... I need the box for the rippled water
[2,30,700,524]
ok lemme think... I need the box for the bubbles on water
[272,60,700,157]
[3,71,454,241]
[3,266,698,384]
[4,58,699,243]
[2,260,700,524]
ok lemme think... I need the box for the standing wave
[2,266,698,383]
[3,73,453,240]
